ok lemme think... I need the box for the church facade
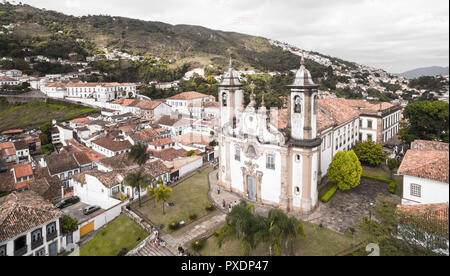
[217,58,402,214]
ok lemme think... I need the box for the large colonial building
[218,58,402,214]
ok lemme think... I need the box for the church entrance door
[247,176,257,201]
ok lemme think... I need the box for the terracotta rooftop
[156,115,181,127]
[96,153,138,171]
[0,172,15,193]
[129,100,164,110]
[44,152,80,175]
[130,128,160,142]
[0,142,15,157]
[0,190,63,243]
[92,137,132,152]
[12,140,28,151]
[397,140,449,183]
[28,167,63,201]
[9,163,33,179]
[122,159,170,179]
[317,98,360,125]
[148,148,187,161]
[168,91,210,101]
[72,169,122,188]
[148,138,175,147]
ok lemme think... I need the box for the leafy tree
[353,140,387,167]
[387,158,400,179]
[209,140,218,147]
[124,169,151,208]
[186,150,196,157]
[39,133,49,145]
[328,150,362,191]
[154,183,172,215]
[218,201,267,256]
[128,143,149,167]
[399,101,449,144]
[61,215,78,234]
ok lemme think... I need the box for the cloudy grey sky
[18,0,449,73]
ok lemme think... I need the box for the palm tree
[266,209,305,256]
[124,169,152,207]
[127,143,150,207]
[217,201,267,256]
[154,184,172,215]
[127,143,149,167]
[146,178,160,208]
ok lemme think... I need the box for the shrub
[328,150,362,191]
[353,140,387,167]
[168,221,180,230]
[191,239,206,252]
[205,204,214,211]
[189,213,197,220]
[321,185,338,203]
[214,230,221,237]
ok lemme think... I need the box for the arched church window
[222,92,227,107]
[294,95,302,113]
[247,145,256,156]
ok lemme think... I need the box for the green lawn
[0,99,98,132]
[195,222,365,256]
[132,167,214,232]
[362,166,403,196]
[80,214,148,256]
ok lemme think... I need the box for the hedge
[361,174,396,194]
[321,185,338,203]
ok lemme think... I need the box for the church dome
[289,56,318,88]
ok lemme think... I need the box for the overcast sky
[17,0,449,73]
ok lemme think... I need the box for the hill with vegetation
[0,2,315,74]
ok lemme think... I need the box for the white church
[217,57,400,214]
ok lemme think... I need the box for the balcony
[14,246,27,256]
[47,231,57,242]
[31,238,43,250]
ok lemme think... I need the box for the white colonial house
[71,170,123,209]
[166,91,215,117]
[398,140,449,206]
[65,82,136,102]
[0,76,20,86]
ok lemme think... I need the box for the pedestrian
[222,199,226,208]
[178,244,185,256]
[217,186,220,195]
[152,241,156,248]
[228,204,232,213]
[234,201,237,207]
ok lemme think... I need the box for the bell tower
[218,59,244,130]
[285,55,322,214]
[286,56,320,141]
[218,59,244,191]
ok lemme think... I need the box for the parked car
[55,196,80,209]
[83,205,101,215]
